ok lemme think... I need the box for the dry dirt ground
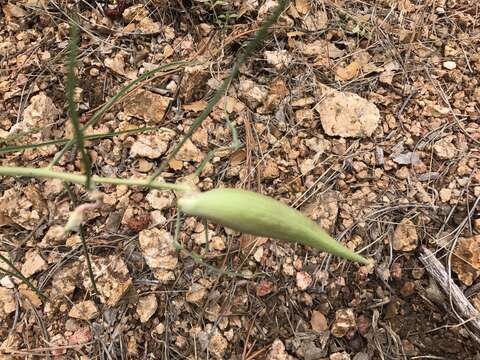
[1,0,480,359]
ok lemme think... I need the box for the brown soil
[1,1,480,359]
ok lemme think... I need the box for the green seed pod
[178,188,369,264]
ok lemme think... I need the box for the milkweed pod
[178,188,369,264]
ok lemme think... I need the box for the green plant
[178,188,369,264]
[0,0,369,299]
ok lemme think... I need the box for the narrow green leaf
[0,127,157,155]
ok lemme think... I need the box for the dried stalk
[419,246,480,336]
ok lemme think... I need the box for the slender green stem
[48,60,195,169]
[0,125,56,145]
[203,218,210,253]
[0,166,192,192]
[63,184,99,296]
[194,149,216,177]
[0,126,158,155]
[0,253,49,302]
[147,0,288,184]
[79,226,99,295]
[67,22,92,189]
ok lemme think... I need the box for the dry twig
[419,247,480,337]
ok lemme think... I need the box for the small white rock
[136,294,158,323]
[443,61,456,70]
[68,300,98,320]
[296,271,313,290]
[0,275,15,289]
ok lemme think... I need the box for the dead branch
[419,246,480,336]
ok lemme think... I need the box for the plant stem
[0,166,192,192]
[147,0,288,184]
[79,225,99,295]
[0,126,158,155]
[48,60,194,169]
[67,21,92,189]
[0,253,49,302]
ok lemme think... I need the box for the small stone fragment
[303,10,328,31]
[0,187,46,230]
[253,246,264,262]
[21,250,47,278]
[400,281,416,297]
[186,283,207,304]
[68,300,98,320]
[256,279,275,297]
[305,136,331,155]
[136,159,154,172]
[330,352,350,360]
[51,262,79,298]
[0,275,14,289]
[331,308,356,337]
[296,271,312,290]
[121,207,150,232]
[0,287,16,317]
[238,79,268,108]
[211,236,226,251]
[262,159,280,179]
[439,188,452,202]
[83,255,132,306]
[175,138,202,162]
[433,136,457,160]
[137,18,161,33]
[130,129,175,159]
[392,218,418,252]
[295,0,310,14]
[67,326,92,346]
[105,51,137,79]
[299,158,315,175]
[146,190,174,210]
[155,323,165,334]
[40,225,66,247]
[301,341,324,360]
[317,88,380,138]
[391,151,420,165]
[208,330,228,359]
[310,310,328,332]
[10,93,59,142]
[18,286,43,307]
[474,218,480,232]
[443,61,456,70]
[336,61,360,81]
[264,50,292,70]
[423,101,450,117]
[139,228,178,282]
[49,334,67,356]
[123,90,172,124]
[122,4,148,22]
[303,190,339,232]
[266,339,297,360]
[452,235,480,286]
[136,294,158,323]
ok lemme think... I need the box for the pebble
[443,61,456,70]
